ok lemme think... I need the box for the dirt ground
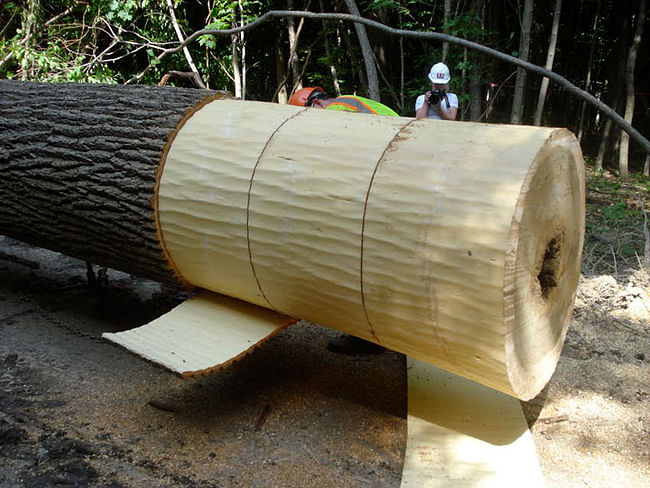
[0,231,648,487]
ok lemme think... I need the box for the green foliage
[584,167,649,274]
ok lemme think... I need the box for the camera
[428,89,444,105]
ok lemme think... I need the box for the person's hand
[425,90,442,108]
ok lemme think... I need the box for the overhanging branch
[126,10,650,155]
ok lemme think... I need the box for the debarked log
[0,80,585,400]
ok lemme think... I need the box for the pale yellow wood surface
[102,291,296,377]
[157,99,584,399]
[400,357,545,488]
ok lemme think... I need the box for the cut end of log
[504,129,585,400]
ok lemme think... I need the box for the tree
[165,0,205,88]
[1,3,649,169]
[286,0,304,93]
[533,0,562,126]
[576,1,601,142]
[343,0,380,100]
[510,0,534,124]
[442,0,452,62]
[618,0,646,178]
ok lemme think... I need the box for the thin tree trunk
[0,80,219,283]
[595,118,612,171]
[275,37,288,104]
[443,0,451,62]
[341,24,362,90]
[400,22,404,112]
[165,0,205,88]
[232,30,242,98]
[343,0,380,100]
[511,0,534,124]
[596,13,631,171]
[619,0,646,178]
[577,2,600,141]
[470,1,485,121]
[320,0,341,96]
[22,0,40,80]
[533,0,561,126]
[238,0,247,100]
[287,0,303,91]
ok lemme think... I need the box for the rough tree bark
[0,80,218,284]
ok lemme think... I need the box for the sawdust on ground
[0,236,648,487]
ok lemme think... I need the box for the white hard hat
[428,62,451,84]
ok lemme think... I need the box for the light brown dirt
[1,235,648,487]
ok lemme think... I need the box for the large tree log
[0,80,222,283]
[0,81,584,400]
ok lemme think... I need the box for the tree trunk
[165,0,205,89]
[595,117,612,171]
[618,0,646,178]
[320,0,341,97]
[577,3,600,142]
[275,37,288,104]
[533,0,562,126]
[510,0,534,124]
[231,23,242,98]
[287,0,303,92]
[0,80,220,283]
[238,0,247,100]
[343,0,380,100]
[469,1,485,121]
[442,0,452,62]
[596,14,631,171]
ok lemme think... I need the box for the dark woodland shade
[0,80,214,284]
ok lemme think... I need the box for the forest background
[0,0,648,175]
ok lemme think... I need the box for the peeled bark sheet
[153,98,584,401]
[400,358,545,487]
[103,291,296,377]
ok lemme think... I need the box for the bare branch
[123,10,650,155]
[165,0,205,88]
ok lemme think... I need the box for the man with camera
[415,62,458,121]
